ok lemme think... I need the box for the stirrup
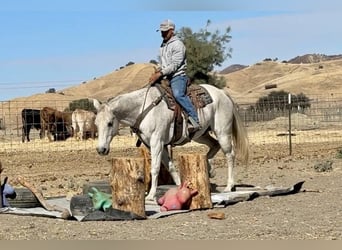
[188,117,201,132]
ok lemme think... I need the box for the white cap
[157,19,175,32]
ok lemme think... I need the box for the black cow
[21,109,42,142]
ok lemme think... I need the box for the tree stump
[111,157,146,218]
[178,154,213,210]
[140,146,174,193]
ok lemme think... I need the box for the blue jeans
[170,75,199,123]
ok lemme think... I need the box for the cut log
[111,157,146,218]
[177,154,213,210]
[140,146,174,193]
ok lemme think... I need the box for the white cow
[71,109,97,140]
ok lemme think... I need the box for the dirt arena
[0,135,341,240]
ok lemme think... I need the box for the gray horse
[93,84,249,201]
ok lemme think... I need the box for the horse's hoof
[145,196,157,205]
[223,185,236,192]
[209,169,216,178]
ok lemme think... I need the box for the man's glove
[149,71,163,84]
[88,187,112,211]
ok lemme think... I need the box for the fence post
[288,93,292,155]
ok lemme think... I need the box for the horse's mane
[106,96,115,102]
[105,86,157,104]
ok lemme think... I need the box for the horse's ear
[93,99,101,111]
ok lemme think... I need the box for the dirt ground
[0,139,341,240]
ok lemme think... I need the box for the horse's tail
[232,104,249,164]
[221,87,249,164]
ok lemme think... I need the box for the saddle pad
[157,83,213,111]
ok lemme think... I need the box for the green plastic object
[88,187,112,211]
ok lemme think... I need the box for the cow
[21,108,42,142]
[40,107,73,141]
[71,108,97,140]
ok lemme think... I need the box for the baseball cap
[157,19,175,32]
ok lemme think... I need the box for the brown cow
[40,107,73,141]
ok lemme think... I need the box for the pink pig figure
[157,182,198,211]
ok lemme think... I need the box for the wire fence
[1,93,342,155]
[239,93,342,148]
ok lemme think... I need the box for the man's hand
[149,71,162,84]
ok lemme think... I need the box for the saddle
[155,79,213,144]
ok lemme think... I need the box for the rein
[130,86,165,134]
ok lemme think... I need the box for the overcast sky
[0,0,341,100]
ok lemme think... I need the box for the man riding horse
[149,19,201,133]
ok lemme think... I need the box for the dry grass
[1,58,342,140]
[224,59,342,103]
[3,58,342,110]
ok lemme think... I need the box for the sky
[0,0,341,101]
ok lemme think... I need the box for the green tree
[65,98,96,112]
[126,61,135,66]
[178,20,232,88]
[149,59,158,65]
[255,91,311,112]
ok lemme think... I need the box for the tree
[45,88,56,93]
[65,98,96,112]
[255,91,311,112]
[126,61,135,66]
[177,20,232,88]
[149,59,158,65]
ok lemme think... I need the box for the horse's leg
[161,145,181,185]
[194,132,221,178]
[145,140,164,201]
[217,133,235,192]
[195,131,235,191]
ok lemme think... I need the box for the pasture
[0,96,341,239]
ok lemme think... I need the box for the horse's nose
[96,147,109,155]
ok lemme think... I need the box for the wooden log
[111,157,146,218]
[140,146,174,193]
[177,154,213,210]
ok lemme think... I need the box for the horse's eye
[108,122,113,127]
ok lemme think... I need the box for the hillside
[5,63,156,111]
[5,57,342,110]
[223,59,342,103]
[60,63,155,101]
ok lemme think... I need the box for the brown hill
[4,57,342,112]
[0,63,156,129]
[60,63,155,102]
[219,64,248,74]
[223,59,342,103]
[287,53,342,64]
[6,63,156,111]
